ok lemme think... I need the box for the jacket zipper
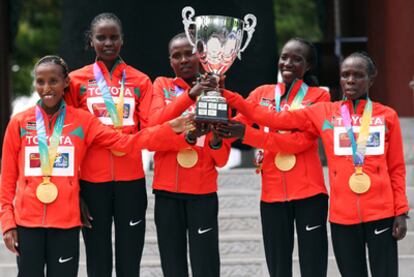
[110,152,115,181]
[42,110,57,226]
[356,195,363,222]
[175,163,179,192]
[42,204,47,225]
[282,173,288,201]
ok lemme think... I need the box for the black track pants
[260,193,328,277]
[80,179,147,277]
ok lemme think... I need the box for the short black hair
[168,32,189,54]
[344,52,377,78]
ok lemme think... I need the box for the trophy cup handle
[238,14,257,59]
[182,6,196,48]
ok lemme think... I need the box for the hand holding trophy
[182,6,257,123]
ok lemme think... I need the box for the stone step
[146,189,261,214]
[401,118,414,165]
[292,255,414,277]
[146,186,414,217]
[146,192,414,234]
[407,165,414,189]
[140,234,265,260]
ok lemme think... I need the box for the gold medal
[177,149,198,168]
[274,153,296,171]
[111,128,125,156]
[112,150,126,156]
[36,177,58,204]
[349,168,371,194]
[278,130,291,134]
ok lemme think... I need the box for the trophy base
[194,95,228,123]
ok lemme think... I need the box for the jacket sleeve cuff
[185,89,198,103]
[395,206,410,217]
[1,217,17,235]
[209,139,223,150]
[159,125,192,151]
[242,125,266,149]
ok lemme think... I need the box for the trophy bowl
[182,6,257,123]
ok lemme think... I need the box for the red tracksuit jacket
[65,58,152,182]
[235,81,330,202]
[224,90,409,225]
[148,77,230,194]
[0,103,187,234]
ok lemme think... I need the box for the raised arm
[242,125,318,154]
[208,129,231,168]
[85,113,190,153]
[222,90,315,132]
[135,76,153,129]
[148,78,195,126]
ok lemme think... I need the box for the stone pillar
[367,0,414,116]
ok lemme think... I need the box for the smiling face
[278,40,311,85]
[35,63,69,114]
[91,19,123,67]
[169,37,199,84]
[340,56,373,100]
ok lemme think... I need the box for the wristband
[185,133,197,145]
[209,139,222,150]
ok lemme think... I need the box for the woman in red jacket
[64,13,153,276]
[148,33,230,277]
[0,55,190,277]
[220,38,330,277]
[221,52,409,277]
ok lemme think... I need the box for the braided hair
[344,51,377,78]
[35,55,69,78]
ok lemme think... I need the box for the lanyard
[340,98,373,167]
[174,84,192,117]
[274,79,308,112]
[35,102,66,177]
[93,63,126,128]
[265,79,308,133]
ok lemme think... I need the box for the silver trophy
[182,6,257,122]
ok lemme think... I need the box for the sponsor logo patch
[26,121,36,130]
[25,146,74,176]
[91,103,131,118]
[333,115,385,156]
[29,153,69,168]
[87,79,97,87]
